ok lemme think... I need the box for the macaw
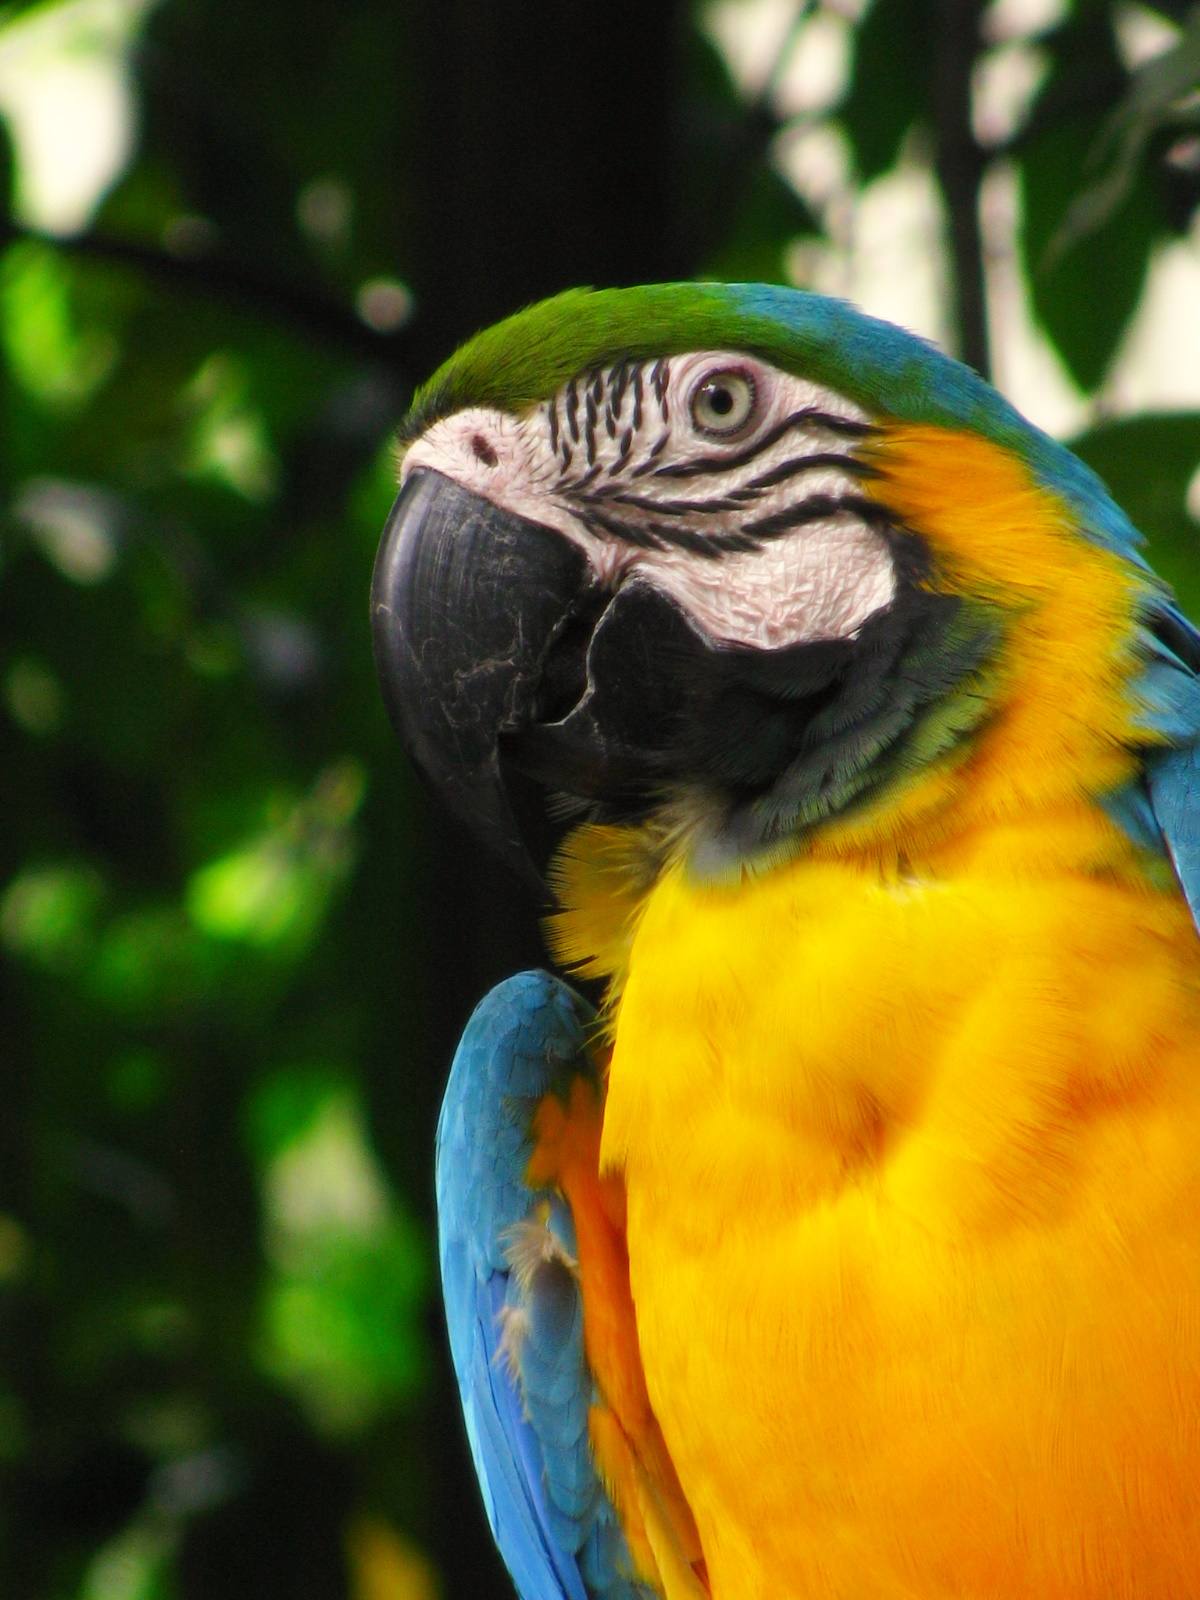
[370,283,1200,1600]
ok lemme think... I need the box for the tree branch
[931,0,990,378]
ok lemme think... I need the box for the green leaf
[79,1520,176,1600]
[701,162,817,283]
[88,907,225,1015]
[252,1079,429,1436]
[185,760,365,950]
[0,863,104,971]
[1020,114,1166,391]
[1014,0,1183,391]
[0,242,120,409]
[1044,5,1200,260]
[1072,412,1200,618]
[841,0,931,182]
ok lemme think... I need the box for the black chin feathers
[511,545,1002,871]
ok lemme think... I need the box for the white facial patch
[401,351,896,651]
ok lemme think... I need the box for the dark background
[0,0,1198,1596]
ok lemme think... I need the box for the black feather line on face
[628,435,669,477]
[611,361,629,417]
[506,531,1002,870]
[584,392,598,465]
[740,494,896,541]
[580,507,669,551]
[597,489,751,515]
[561,484,895,558]
[651,409,875,480]
[739,452,880,494]
[547,367,881,559]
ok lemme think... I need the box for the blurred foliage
[1018,0,1168,389]
[0,1,1197,1600]
[249,1069,427,1437]
[1043,4,1200,262]
[1072,411,1200,612]
[841,0,932,183]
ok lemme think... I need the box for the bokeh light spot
[355,278,414,334]
[1,863,103,971]
[6,656,65,734]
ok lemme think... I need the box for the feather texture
[435,970,655,1600]
[410,284,1200,1598]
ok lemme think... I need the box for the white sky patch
[1102,219,1200,414]
[971,41,1049,148]
[777,118,853,218]
[0,0,157,236]
[702,0,804,98]
[981,0,1068,44]
[1113,1,1181,70]
[980,161,1093,437]
[13,475,122,582]
[774,8,852,118]
[356,277,414,334]
[845,161,954,348]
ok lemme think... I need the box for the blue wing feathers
[1149,743,1200,929]
[1133,599,1200,933]
[480,1274,590,1600]
[1099,779,1165,858]
[436,971,653,1600]
[1132,659,1200,742]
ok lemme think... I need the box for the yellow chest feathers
[545,421,1200,1595]
[599,850,1200,1599]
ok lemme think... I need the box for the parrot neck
[547,423,1172,1003]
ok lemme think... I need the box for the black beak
[372,467,711,886]
[371,468,590,888]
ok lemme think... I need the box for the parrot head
[372,283,1187,896]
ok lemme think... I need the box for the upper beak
[370,468,589,889]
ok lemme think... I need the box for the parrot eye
[689,369,756,437]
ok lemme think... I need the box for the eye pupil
[690,368,755,436]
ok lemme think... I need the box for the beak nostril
[471,433,499,467]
